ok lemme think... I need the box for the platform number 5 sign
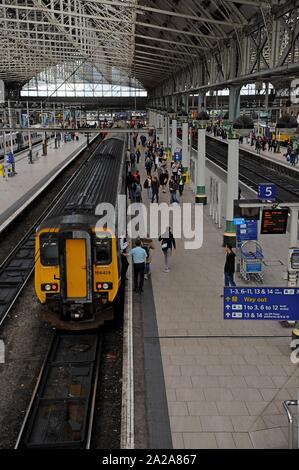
[258,183,276,202]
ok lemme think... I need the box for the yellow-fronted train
[34,132,127,329]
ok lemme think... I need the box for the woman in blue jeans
[224,244,236,286]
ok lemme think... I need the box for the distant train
[34,129,127,329]
[0,131,42,157]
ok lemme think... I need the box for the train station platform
[133,137,299,449]
[0,136,94,234]
[207,133,299,174]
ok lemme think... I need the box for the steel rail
[15,330,103,449]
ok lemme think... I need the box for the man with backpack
[169,176,179,204]
[145,156,153,176]
[132,181,142,203]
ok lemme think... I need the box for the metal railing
[283,400,298,449]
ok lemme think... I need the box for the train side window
[94,236,112,265]
[40,234,59,266]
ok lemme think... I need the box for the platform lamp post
[196,126,207,204]
[41,102,47,156]
[26,101,33,162]
[7,100,14,156]
[223,128,239,246]
[171,117,177,157]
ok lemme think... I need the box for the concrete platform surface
[134,135,299,449]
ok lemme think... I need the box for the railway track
[15,330,102,449]
[195,137,299,203]
[0,137,102,326]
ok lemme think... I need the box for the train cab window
[94,236,112,265]
[40,234,59,266]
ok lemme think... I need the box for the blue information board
[224,287,299,321]
[258,183,276,202]
[173,150,182,162]
[236,220,258,244]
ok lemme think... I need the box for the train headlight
[96,282,112,290]
[42,283,58,292]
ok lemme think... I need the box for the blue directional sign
[173,150,182,162]
[258,183,276,202]
[224,287,299,321]
[236,220,258,244]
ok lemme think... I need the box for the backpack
[135,184,141,196]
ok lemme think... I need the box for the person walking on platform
[144,175,152,200]
[159,227,176,273]
[141,236,155,280]
[120,237,129,282]
[169,176,179,204]
[129,239,148,293]
[224,244,236,287]
[178,171,185,197]
[151,176,160,203]
[126,171,135,200]
[132,181,142,203]
[7,151,17,175]
[126,148,131,170]
[130,152,136,170]
[145,156,153,176]
[160,167,169,193]
[140,135,147,147]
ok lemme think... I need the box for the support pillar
[26,101,32,159]
[195,128,207,204]
[265,82,269,109]
[165,115,170,153]
[288,207,299,288]
[198,91,206,115]
[171,119,177,156]
[174,96,178,112]
[228,86,241,123]
[161,114,165,145]
[185,94,189,115]
[182,121,189,173]
[223,137,239,246]
[7,100,14,155]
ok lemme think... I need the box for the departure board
[261,209,289,235]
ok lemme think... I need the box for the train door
[62,231,92,302]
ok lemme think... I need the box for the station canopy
[0,0,272,91]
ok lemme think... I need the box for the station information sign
[258,183,276,202]
[224,287,299,321]
[261,209,289,235]
[236,220,258,243]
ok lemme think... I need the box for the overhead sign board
[261,209,289,235]
[258,183,276,202]
[224,287,299,321]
